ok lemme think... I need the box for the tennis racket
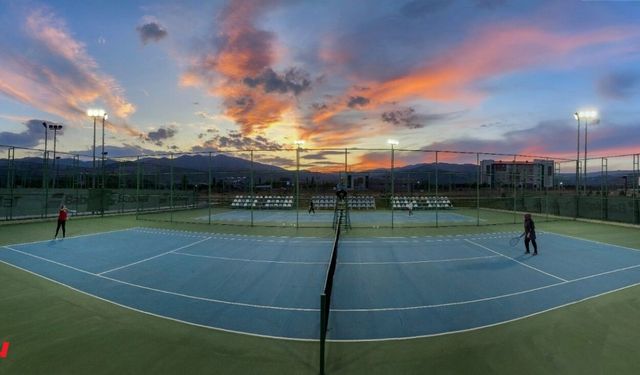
[509,233,525,247]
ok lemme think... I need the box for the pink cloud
[180,0,304,135]
[363,24,640,105]
[0,8,135,124]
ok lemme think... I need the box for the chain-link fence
[1,144,638,228]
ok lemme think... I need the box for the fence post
[250,150,254,227]
[7,147,15,220]
[208,152,212,225]
[136,156,141,218]
[512,155,517,223]
[170,153,174,223]
[435,151,439,228]
[476,153,480,226]
[74,155,80,215]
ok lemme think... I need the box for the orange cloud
[364,25,640,105]
[182,0,304,136]
[299,24,640,149]
[0,9,135,125]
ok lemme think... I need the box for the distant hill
[0,153,635,188]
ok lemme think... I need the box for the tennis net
[320,209,343,374]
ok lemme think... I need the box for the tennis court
[2,226,640,344]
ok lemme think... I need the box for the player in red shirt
[55,205,69,239]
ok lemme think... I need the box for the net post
[320,293,327,375]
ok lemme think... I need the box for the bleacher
[391,196,453,210]
[311,195,376,210]
[230,195,294,209]
[312,195,336,209]
[347,195,376,210]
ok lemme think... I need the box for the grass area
[1,215,640,374]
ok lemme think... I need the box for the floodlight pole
[296,146,300,229]
[574,113,581,219]
[51,126,60,168]
[49,124,63,189]
[583,117,590,194]
[87,109,106,190]
[388,141,397,229]
[93,116,97,188]
[42,123,49,218]
[574,113,581,195]
[294,141,305,229]
[101,114,107,217]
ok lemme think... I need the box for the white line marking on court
[2,245,319,312]
[173,251,328,265]
[544,232,640,253]
[330,281,640,342]
[0,259,316,342]
[340,255,500,265]
[4,227,136,248]
[464,239,568,282]
[3,246,102,275]
[332,261,640,313]
[97,237,212,275]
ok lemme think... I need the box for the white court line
[544,231,640,253]
[465,239,568,282]
[98,237,212,275]
[173,251,328,265]
[340,255,500,265]
[173,252,499,266]
[332,261,640,312]
[0,259,316,342]
[331,282,640,342]
[2,245,318,312]
[4,227,136,248]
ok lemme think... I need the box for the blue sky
[0,0,639,169]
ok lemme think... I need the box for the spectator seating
[311,195,376,210]
[230,195,293,209]
[391,196,453,210]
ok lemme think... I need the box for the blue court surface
[1,228,640,342]
[197,209,476,226]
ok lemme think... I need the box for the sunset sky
[1,0,639,170]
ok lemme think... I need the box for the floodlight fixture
[387,139,399,146]
[577,110,598,119]
[87,109,106,118]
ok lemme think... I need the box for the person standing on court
[55,205,69,239]
[524,213,537,255]
[407,201,414,216]
[308,199,315,214]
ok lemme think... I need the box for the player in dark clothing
[524,213,538,255]
[55,205,69,239]
[336,188,347,201]
[308,200,315,214]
